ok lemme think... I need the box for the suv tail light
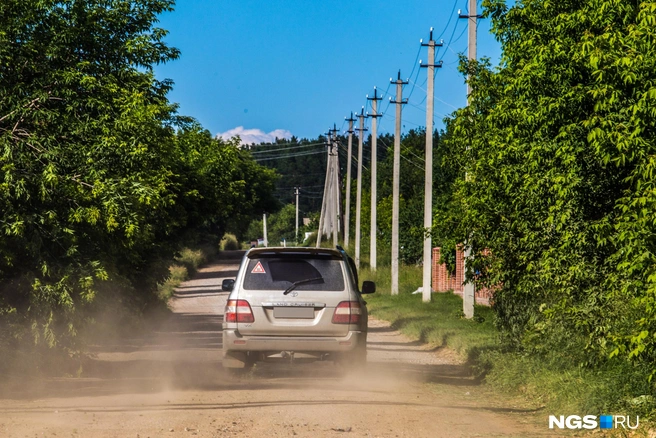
[332,301,361,324]
[225,299,255,323]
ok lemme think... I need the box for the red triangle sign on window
[251,261,266,274]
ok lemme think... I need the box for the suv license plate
[273,307,314,319]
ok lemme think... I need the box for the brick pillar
[433,247,454,292]
[455,245,464,293]
[432,247,440,292]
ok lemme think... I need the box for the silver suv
[221,246,375,370]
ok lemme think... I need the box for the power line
[405,61,424,106]
[276,184,325,190]
[444,14,464,53]
[337,142,369,172]
[249,142,324,155]
[406,44,423,85]
[408,78,460,110]
[377,136,424,171]
[450,23,469,47]
[437,0,462,41]
[253,149,325,162]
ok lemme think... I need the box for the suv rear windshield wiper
[283,277,324,295]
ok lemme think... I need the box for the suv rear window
[243,254,345,291]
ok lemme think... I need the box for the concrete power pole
[420,28,443,303]
[263,213,268,247]
[295,187,300,244]
[459,1,483,318]
[367,88,382,271]
[390,71,408,296]
[316,137,332,248]
[330,125,340,247]
[344,113,356,249]
[355,108,367,269]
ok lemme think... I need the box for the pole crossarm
[366,88,383,118]
[420,27,444,48]
[420,60,443,69]
[458,10,484,19]
[345,112,356,134]
[420,28,444,70]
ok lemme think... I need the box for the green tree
[0,0,278,352]
[375,129,455,265]
[0,0,183,346]
[441,0,656,378]
[245,204,296,246]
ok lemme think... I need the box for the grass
[361,264,497,360]
[360,264,656,429]
[157,246,213,300]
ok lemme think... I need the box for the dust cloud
[0,253,541,438]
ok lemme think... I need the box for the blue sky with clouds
[154,0,501,144]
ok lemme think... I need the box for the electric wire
[249,142,325,155]
[450,22,469,48]
[444,14,464,55]
[245,139,319,148]
[404,59,425,107]
[275,184,325,190]
[377,136,424,171]
[408,78,460,111]
[407,44,423,88]
[253,149,326,162]
[337,143,369,172]
[436,0,462,41]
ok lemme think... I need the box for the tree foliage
[376,129,456,264]
[245,204,297,246]
[245,137,328,217]
[440,0,656,379]
[0,0,276,350]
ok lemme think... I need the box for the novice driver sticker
[251,261,266,274]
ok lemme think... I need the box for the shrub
[175,248,205,274]
[220,233,240,251]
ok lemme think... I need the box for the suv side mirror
[222,279,235,292]
[361,281,376,294]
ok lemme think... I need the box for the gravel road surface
[0,251,553,437]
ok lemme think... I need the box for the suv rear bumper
[223,329,366,353]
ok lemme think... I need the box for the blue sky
[154,0,502,143]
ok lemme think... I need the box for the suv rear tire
[223,351,256,371]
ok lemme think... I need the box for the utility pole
[420,28,443,303]
[355,107,367,269]
[316,136,331,248]
[459,1,482,96]
[344,112,356,250]
[459,1,483,318]
[390,71,408,296]
[367,88,382,271]
[263,213,268,247]
[330,124,340,247]
[294,187,300,244]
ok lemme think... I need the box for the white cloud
[216,126,293,146]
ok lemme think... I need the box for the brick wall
[431,246,495,306]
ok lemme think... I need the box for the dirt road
[0,252,552,437]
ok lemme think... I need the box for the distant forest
[244,133,391,218]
